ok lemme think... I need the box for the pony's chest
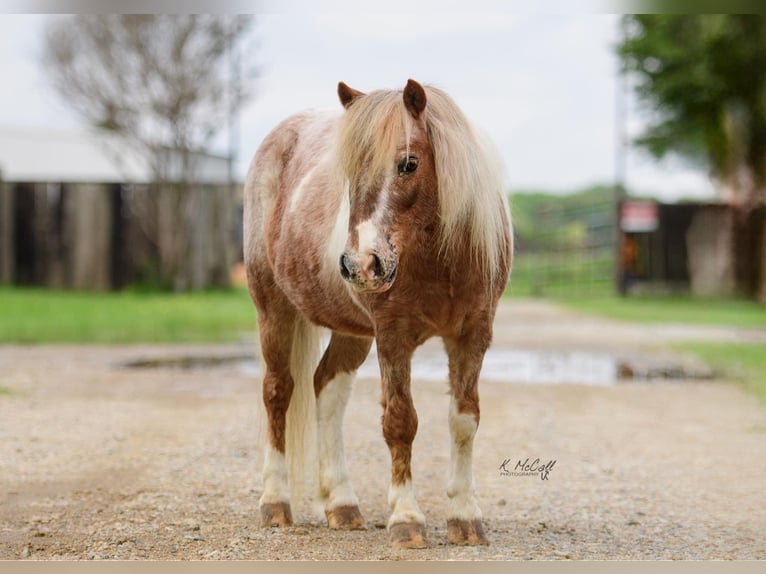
[368,274,491,339]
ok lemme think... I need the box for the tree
[619,15,766,300]
[43,15,256,291]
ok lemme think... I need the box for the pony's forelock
[336,90,413,191]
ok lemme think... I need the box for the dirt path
[1,300,765,560]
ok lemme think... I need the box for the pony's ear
[403,79,427,119]
[338,82,365,109]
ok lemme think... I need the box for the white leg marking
[316,372,359,510]
[446,398,482,521]
[388,480,426,527]
[259,444,290,506]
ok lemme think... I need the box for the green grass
[552,292,766,329]
[678,342,766,405]
[555,292,766,404]
[508,253,766,328]
[0,286,256,343]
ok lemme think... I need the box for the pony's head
[335,79,510,294]
[335,79,435,293]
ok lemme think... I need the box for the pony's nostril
[339,253,352,280]
[372,253,384,278]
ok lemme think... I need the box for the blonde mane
[336,85,512,288]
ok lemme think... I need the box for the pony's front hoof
[447,518,490,546]
[260,502,293,527]
[389,522,429,549]
[326,505,366,530]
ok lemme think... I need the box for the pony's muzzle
[339,250,398,293]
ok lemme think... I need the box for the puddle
[121,354,252,370]
[119,347,715,386]
[356,347,618,386]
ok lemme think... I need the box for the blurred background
[0,12,764,346]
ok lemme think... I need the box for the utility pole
[614,16,629,296]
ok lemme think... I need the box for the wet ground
[1,299,765,560]
[121,344,715,386]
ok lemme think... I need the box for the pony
[243,79,512,548]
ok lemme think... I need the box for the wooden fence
[0,179,240,291]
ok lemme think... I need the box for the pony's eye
[398,155,419,175]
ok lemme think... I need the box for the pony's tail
[285,317,323,516]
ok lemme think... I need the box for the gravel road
[1,300,765,560]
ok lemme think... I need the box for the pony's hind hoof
[260,502,293,527]
[326,505,366,530]
[389,522,429,549]
[447,518,490,546]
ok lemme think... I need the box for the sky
[0,12,718,201]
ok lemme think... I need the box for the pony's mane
[336,84,512,288]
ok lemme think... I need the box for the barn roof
[0,125,232,185]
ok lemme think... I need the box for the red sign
[620,201,659,232]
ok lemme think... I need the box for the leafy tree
[42,15,256,291]
[619,14,766,204]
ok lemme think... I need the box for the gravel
[1,300,765,560]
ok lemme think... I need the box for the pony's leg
[442,332,491,546]
[377,341,428,549]
[257,302,299,527]
[313,333,372,529]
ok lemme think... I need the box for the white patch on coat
[288,148,335,214]
[353,172,393,254]
[324,184,350,271]
[355,219,378,254]
[288,164,318,214]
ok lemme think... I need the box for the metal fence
[509,193,617,297]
